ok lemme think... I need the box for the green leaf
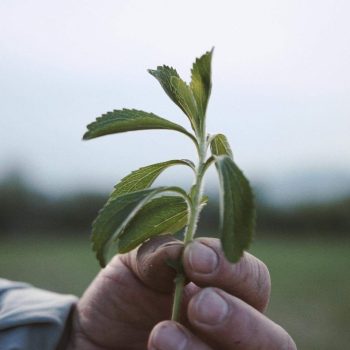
[117,194,208,254]
[170,76,199,132]
[92,189,154,266]
[91,186,189,267]
[116,196,189,253]
[111,159,195,198]
[83,108,194,141]
[148,66,181,107]
[210,134,233,158]
[214,155,255,262]
[148,66,199,134]
[190,49,213,122]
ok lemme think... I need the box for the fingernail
[188,241,219,274]
[151,323,188,350]
[193,289,229,325]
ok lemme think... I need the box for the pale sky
[1,0,349,194]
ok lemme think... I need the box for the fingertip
[184,240,220,275]
[148,321,188,350]
[188,288,230,326]
[149,320,214,350]
[133,235,184,293]
[138,235,182,256]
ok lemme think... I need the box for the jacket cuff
[0,278,78,350]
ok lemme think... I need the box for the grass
[251,236,350,349]
[0,233,349,349]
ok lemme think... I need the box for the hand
[67,236,296,349]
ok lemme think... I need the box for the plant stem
[171,134,207,322]
[171,274,186,321]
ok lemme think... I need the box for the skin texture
[67,236,297,350]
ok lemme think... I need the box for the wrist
[65,334,96,350]
[55,302,76,350]
[64,308,106,350]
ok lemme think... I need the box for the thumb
[120,235,183,293]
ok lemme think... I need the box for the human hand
[67,236,296,349]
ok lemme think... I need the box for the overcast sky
[1,0,349,194]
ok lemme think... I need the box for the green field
[1,234,349,349]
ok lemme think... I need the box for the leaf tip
[82,131,91,140]
[93,243,106,267]
[97,254,106,268]
[226,250,244,264]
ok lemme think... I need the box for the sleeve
[0,278,78,350]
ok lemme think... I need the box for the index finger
[183,238,271,312]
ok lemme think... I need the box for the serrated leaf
[116,196,189,253]
[190,49,213,122]
[148,65,181,107]
[148,66,199,134]
[210,134,233,158]
[117,194,209,254]
[170,76,199,132]
[92,189,153,266]
[91,186,188,267]
[83,108,194,141]
[214,156,255,262]
[111,159,195,198]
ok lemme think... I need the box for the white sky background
[0,0,349,194]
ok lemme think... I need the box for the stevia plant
[83,49,255,321]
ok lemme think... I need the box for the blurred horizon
[1,165,350,239]
[2,160,350,207]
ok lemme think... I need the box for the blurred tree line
[0,171,349,237]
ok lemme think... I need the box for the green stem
[171,274,186,321]
[171,134,207,322]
